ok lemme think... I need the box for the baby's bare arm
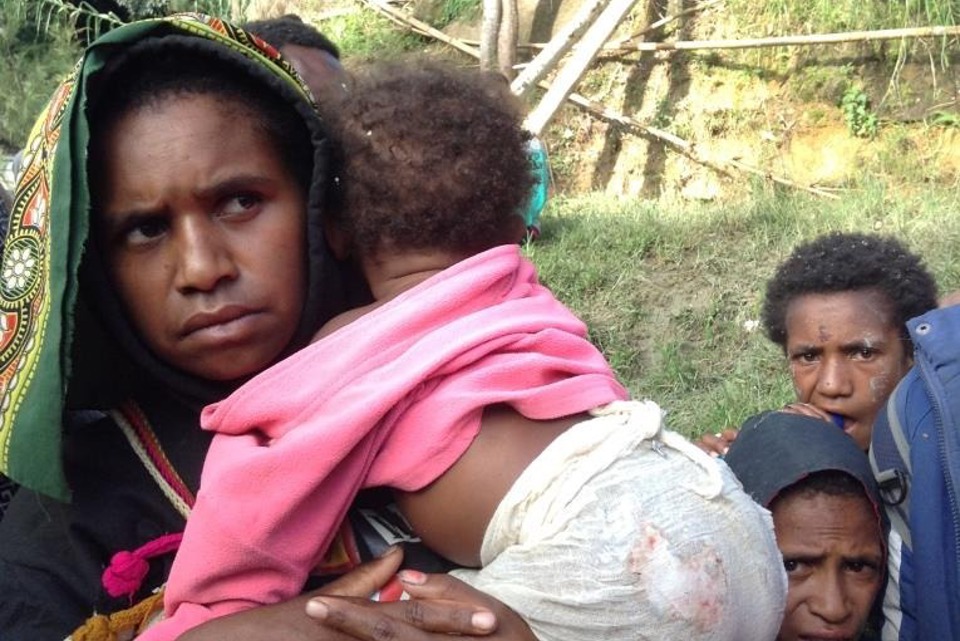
[395,405,585,567]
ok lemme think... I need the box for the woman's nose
[173,218,239,294]
[808,573,851,624]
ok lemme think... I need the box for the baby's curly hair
[322,59,533,257]
[762,232,938,349]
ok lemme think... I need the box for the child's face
[96,94,307,381]
[784,289,911,450]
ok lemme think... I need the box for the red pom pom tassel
[101,532,184,599]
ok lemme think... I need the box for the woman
[0,14,531,641]
[725,411,886,641]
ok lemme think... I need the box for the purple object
[829,412,845,429]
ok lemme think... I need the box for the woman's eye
[125,218,168,244]
[221,193,262,217]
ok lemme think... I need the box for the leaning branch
[360,0,481,57]
[510,0,611,99]
[562,92,841,199]
[606,0,722,50]
[356,0,840,199]
[524,0,641,135]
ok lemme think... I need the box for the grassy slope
[528,184,960,438]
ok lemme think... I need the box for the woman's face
[95,93,307,381]
[773,491,884,641]
[785,289,911,450]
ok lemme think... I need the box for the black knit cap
[724,410,881,510]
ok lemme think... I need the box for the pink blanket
[149,245,628,639]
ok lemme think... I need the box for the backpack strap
[870,389,913,550]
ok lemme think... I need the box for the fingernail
[398,569,426,585]
[709,450,719,458]
[377,544,401,559]
[305,598,329,619]
[721,446,730,455]
[471,611,496,631]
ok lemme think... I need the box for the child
[698,232,937,455]
[148,60,786,641]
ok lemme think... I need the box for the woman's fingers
[694,428,738,457]
[781,402,832,422]
[396,571,536,641]
[319,546,405,598]
[306,594,495,639]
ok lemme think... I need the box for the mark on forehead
[817,324,830,343]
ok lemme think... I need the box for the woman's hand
[306,569,536,641]
[176,547,519,641]
[780,402,834,423]
[694,428,739,457]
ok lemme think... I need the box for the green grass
[524,183,960,439]
[0,0,253,151]
[312,11,426,61]
[727,0,960,34]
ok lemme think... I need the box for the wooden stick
[355,0,838,199]
[524,0,641,135]
[360,0,481,57]
[563,92,841,199]
[614,25,960,52]
[510,0,611,99]
[606,0,721,50]
[480,0,501,71]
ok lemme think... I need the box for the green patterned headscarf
[0,13,337,500]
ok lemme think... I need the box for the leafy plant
[931,110,960,128]
[0,2,81,150]
[840,86,879,138]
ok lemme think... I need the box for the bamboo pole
[356,0,840,199]
[612,25,960,52]
[524,0,641,135]
[510,0,612,99]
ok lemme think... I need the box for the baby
[148,60,786,641]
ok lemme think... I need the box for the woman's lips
[181,306,261,339]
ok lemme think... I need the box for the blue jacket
[872,306,960,641]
